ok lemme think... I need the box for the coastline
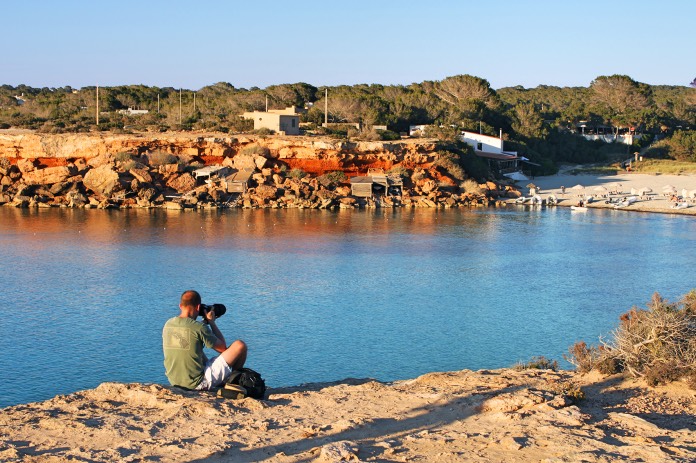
[2,369,694,462]
[507,171,696,216]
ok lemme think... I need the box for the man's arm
[205,310,227,353]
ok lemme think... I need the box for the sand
[508,170,696,215]
[1,369,695,462]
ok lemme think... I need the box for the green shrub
[317,171,346,187]
[387,165,409,178]
[148,151,178,166]
[253,127,274,136]
[114,152,135,162]
[377,129,401,141]
[240,144,270,157]
[121,160,137,171]
[288,168,307,179]
[514,356,558,371]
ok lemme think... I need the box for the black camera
[199,303,226,318]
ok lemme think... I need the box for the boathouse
[224,169,253,193]
[350,169,403,198]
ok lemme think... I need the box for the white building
[241,106,302,135]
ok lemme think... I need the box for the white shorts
[195,355,232,390]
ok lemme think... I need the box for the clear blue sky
[3,0,694,90]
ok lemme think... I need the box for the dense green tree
[589,75,651,129]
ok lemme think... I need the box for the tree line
[0,75,694,172]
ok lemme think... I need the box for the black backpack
[220,368,267,400]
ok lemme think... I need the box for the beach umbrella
[639,187,652,196]
[663,186,677,194]
[526,183,537,189]
[662,184,676,191]
[593,186,608,192]
[571,184,584,190]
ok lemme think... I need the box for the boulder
[138,187,158,201]
[232,154,257,170]
[83,165,121,196]
[255,184,278,200]
[21,166,74,186]
[166,173,196,193]
[87,154,114,168]
[16,159,36,173]
[254,156,267,169]
[163,201,183,210]
[72,158,89,173]
[130,168,153,183]
[252,173,265,184]
[159,164,181,174]
[335,186,351,196]
[420,179,437,194]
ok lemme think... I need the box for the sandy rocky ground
[1,368,695,463]
[507,169,696,216]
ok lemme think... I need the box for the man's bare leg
[221,340,247,371]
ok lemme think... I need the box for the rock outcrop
[0,130,518,210]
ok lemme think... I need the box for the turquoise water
[1,206,694,408]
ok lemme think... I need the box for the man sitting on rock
[163,290,247,390]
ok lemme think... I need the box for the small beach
[511,170,696,216]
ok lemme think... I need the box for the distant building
[574,122,640,145]
[409,125,429,137]
[460,130,535,180]
[117,108,149,116]
[241,106,301,135]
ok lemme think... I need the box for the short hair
[180,290,201,309]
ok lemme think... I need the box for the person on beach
[162,290,247,390]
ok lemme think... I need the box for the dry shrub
[568,290,696,387]
[564,341,599,373]
[433,151,465,181]
[460,179,483,195]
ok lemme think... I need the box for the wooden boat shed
[194,165,231,182]
[350,171,403,198]
[224,169,253,193]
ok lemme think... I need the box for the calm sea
[1,206,694,408]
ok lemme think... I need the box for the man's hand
[204,307,217,324]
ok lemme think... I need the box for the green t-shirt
[162,316,218,389]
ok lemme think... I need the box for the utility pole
[324,88,328,126]
[265,95,268,112]
[157,94,160,113]
[96,85,99,126]
[179,88,182,124]
[193,92,196,112]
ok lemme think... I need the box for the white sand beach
[510,170,696,215]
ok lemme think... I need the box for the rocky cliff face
[0,130,516,210]
[0,130,439,174]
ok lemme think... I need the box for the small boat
[614,196,638,209]
[571,206,588,211]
